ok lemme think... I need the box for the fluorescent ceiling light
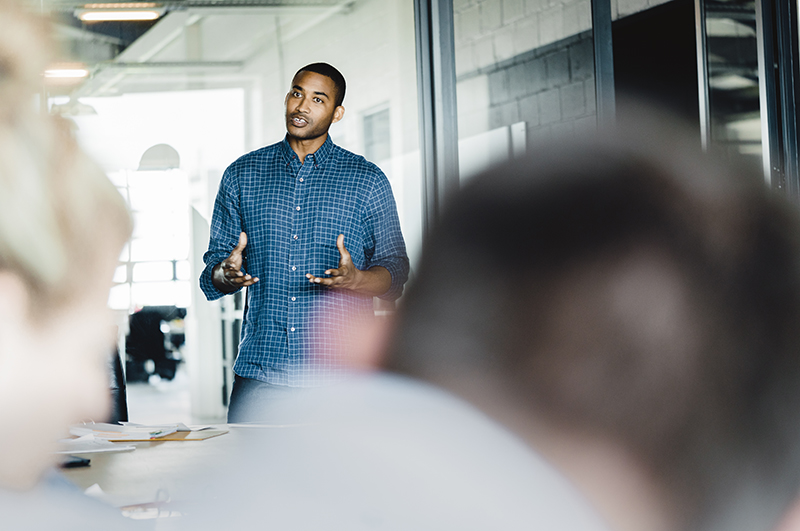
[45,67,89,79]
[79,10,161,21]
[83,2,159,6]
[76,3,164,22]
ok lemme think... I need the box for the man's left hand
[306,234,391,297]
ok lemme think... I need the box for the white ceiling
[42,0,356,96]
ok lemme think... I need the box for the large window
[109,168,192,310]
[61,89,246,312]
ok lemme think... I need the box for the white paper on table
[120,422,218,432]
[120,422,191,432]
[84,483,106,498]
[69,422,178,440]
[56,434,136,454]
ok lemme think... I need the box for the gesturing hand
[306,234,392,297]
[306,234,360,290]
[212,232,259,293]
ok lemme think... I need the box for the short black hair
[295,62,346,107]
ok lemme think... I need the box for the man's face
[285,71,344,141]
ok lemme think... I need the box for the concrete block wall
[614,0,672,19]
[458,30,597,147]
[454,0,592,75]
[454,0,669,148]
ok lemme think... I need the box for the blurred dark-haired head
[388,112,800,531]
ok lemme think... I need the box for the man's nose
[296,96,310,113]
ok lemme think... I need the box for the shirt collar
[281,134,334,166]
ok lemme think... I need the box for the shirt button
[290,327,296,332]
[295,206,301,211]
[293,235,298,240]
[291,297,296,301]
[291,266,296,271]
[299,177,304,182]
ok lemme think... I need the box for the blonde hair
[0,0,132,312]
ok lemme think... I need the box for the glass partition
[452,0,596,181]
[703,0,762,166]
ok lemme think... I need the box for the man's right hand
[212,232,259,293]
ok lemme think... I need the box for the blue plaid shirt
[200,136,409,387]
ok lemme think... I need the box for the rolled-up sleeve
[363,170,410,301]
[200,167,244,301]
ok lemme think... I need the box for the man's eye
[314,98,322,103]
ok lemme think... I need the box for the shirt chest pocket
[312,213,367,268]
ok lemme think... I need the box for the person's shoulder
[229,141,284,168]
[330,143,384,177]
[0,472,141,530]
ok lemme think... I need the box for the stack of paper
[70,423,179,441]
[69,422,229,442]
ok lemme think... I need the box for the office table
[55,378,614,531]
[60,426,241,510]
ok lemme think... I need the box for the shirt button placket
[288,164,310,342]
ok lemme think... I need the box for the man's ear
[332,105,345,124]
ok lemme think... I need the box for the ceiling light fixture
[44,65,90,79]
[76,3,164,22]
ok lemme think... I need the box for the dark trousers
[227,375,305,424]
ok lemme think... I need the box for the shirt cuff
[200,260,240,301]
[371,257,410,301]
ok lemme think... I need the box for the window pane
[108,284,130,311]
[454,0,595,181]
[133,211,189,239]
[175,260,191,281]
[133,261,175,282]
[129,184,186,212]
[704,1,762,165]
[132,281,178,307]
[364,107,391,163]
[113,265,127,283]
[107,170,128,187]
[130,236,189,262]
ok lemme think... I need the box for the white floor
[125,365,226,425]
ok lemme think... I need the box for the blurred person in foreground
[0,1,134,527]
[387,110,800,531]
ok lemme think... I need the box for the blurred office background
[29,0,799,423]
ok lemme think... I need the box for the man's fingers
[234,232,248,253]
[306,274,339,287]
[336,234,352,261]
[223,232,248,271]
[227,273,258,286]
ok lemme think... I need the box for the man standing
[200,63,409,422]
